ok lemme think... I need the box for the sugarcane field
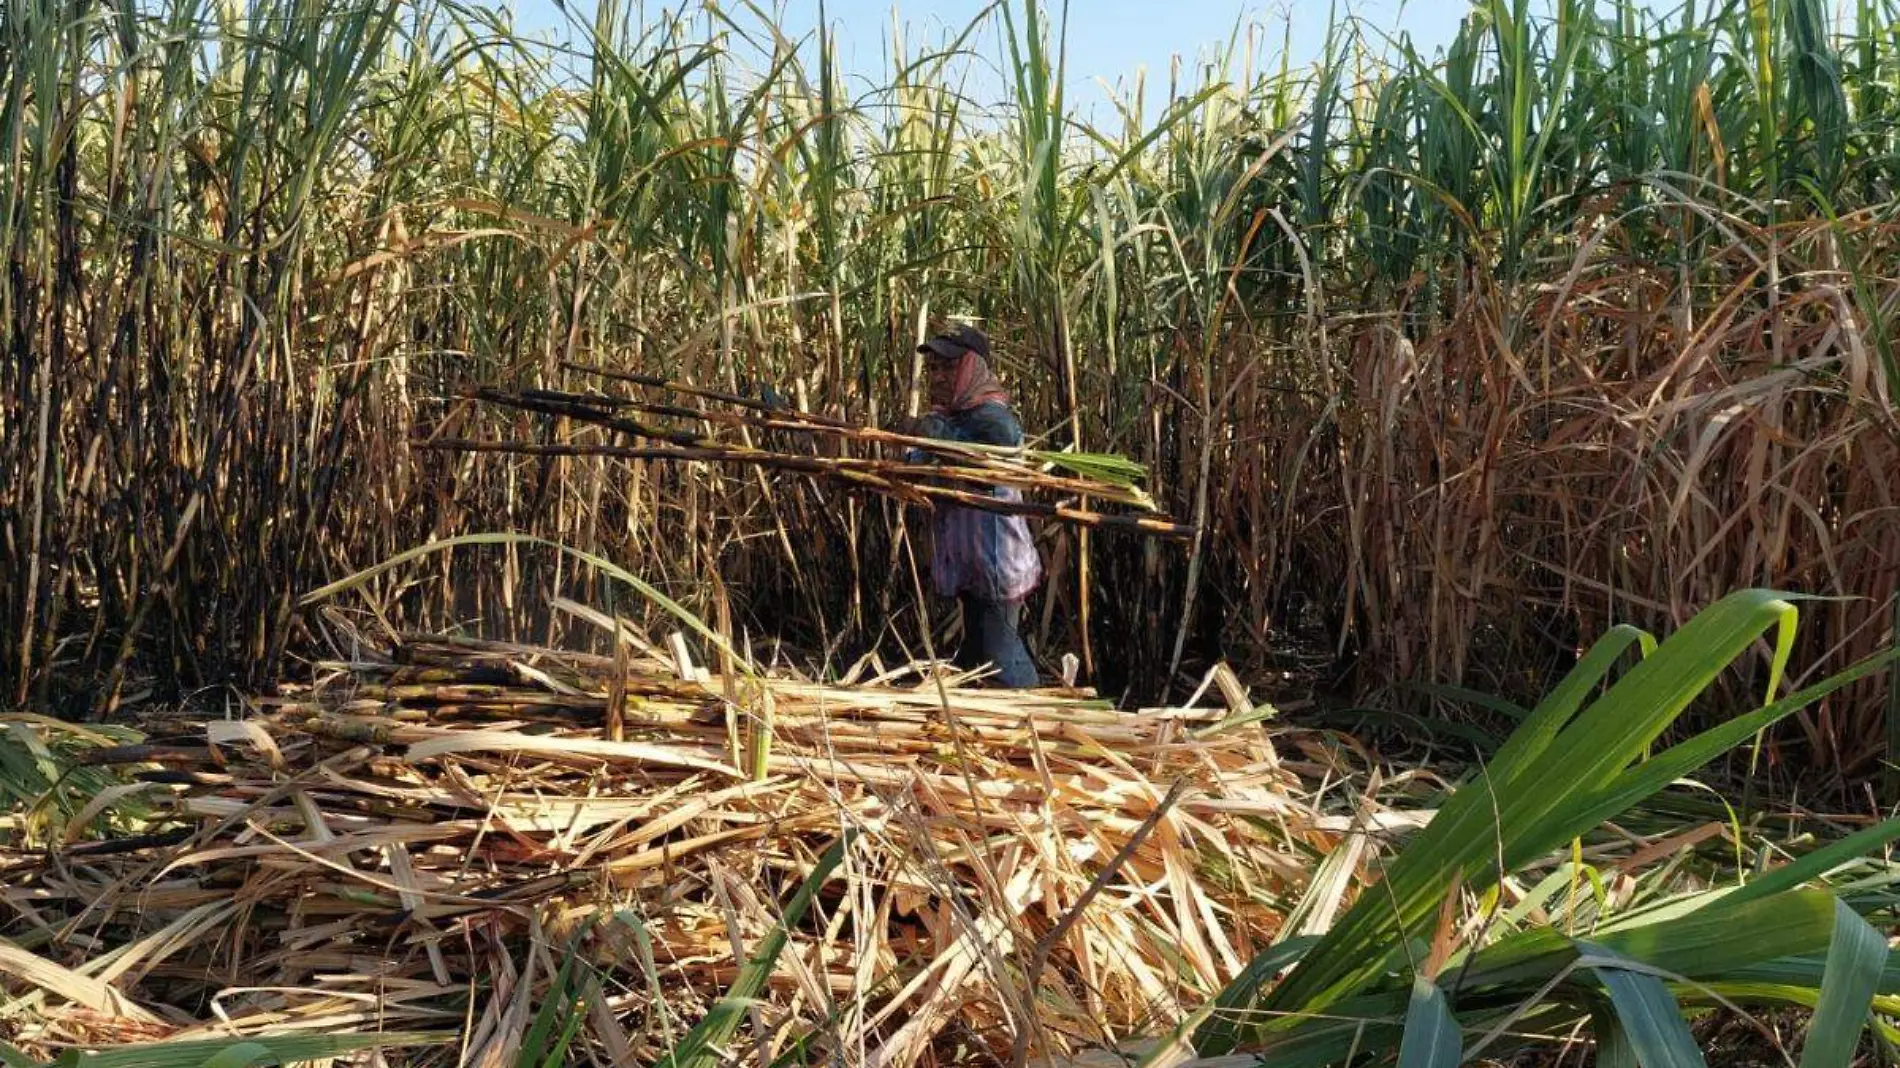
[5,0,1900,1064]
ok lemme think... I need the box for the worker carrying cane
[907,324,1042,688]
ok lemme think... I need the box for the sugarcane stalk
[513,380,1153,490]
[418,439,1195,538]
[562,359,855,427]
[450,401,1152,506]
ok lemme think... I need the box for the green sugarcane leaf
[60,1033,443,1068]
[1456,886,1840,997]
[1258,591,1807,1021]
[1727,815,1900,909]
[1182,935,1318,1059]
[1595,887,1839,979]
[1397,976,1462,1068]
[517,933,587,1068]
[197,1043,272,1068]
[1593,1001,1642,1068]
[1728,950,1900,997]
[1582,946,1706,1068]
[1487,623,1653,791]
[1799,898,1887,1068]
[653,830,855,1068]
[1556,646,1900,856]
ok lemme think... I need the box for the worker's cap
[917,323,990,362]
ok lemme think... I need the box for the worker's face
[927,354,961,409]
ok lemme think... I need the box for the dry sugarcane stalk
[558,365,1112,472]
[453,383,1186,531]
[547,378,1150,491]
[475,384,1157,496]
[561,359,855,427]
[499,392,1153,507]
[418,438,1197,537]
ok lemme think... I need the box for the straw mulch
[0,631,1382,1066]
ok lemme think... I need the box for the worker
[907,324,1042,688]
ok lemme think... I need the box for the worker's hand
[753,382,790,411]
[909,413,949,440]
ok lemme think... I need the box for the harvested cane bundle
[418,363,1194,538]
[0,635,1357,1067]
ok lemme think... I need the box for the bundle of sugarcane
[417,361,1194,538]
[0,634,1371,1068]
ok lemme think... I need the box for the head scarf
[931,350,1011,414]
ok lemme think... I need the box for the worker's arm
[949,402,1024,448]
[903,411,953,464]
[904,403,1020,463]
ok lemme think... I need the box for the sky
[507,1,1478,110]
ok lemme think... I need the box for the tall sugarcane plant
[1,0,1894,754]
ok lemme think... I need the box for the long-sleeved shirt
[910,402,1043,603]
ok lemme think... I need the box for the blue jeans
[955,594,1038,688]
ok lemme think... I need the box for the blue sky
[508,1,1478,108]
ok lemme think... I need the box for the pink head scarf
[933,349,1011,414]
